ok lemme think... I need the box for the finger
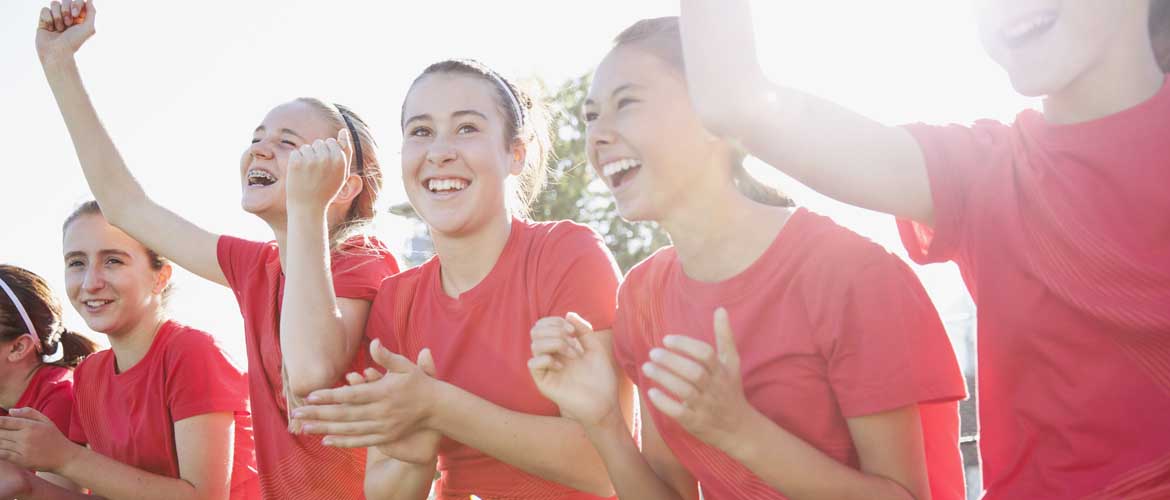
[642,362,699,402]
[417,348,436,377]
[662,335,717,369]
[531,323,575,342]
[336,128,353,169]
[291,401,380,422]
[712,307,740,370]
[322,433,392,449]
[363,368,384,382]
[297,144,315,166]
[303,379,384,405]
[564,312,593,338]
[325,138,346,175]
[532,316,574,335]
[531,337,579,358]
[79,0,95,26]
[287,148,304,170]
[50,2,64,31]
[0,417,28,431]
[39,8,53,30]
[527,354,563,373]
[8,407,51,425]
[345,372,365,386]
[299,419,385,436]
[646,387,687,419]
[68,0,79,18]
[62,0,74,25]
[311,139,330,166]
[369,339,416,374]
[649,347,707,383]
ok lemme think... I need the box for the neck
[431,211,514,298]
[0,362,41,409]
[1044,28,1165,124]
[659,181,790,283]
[108,311,167,374]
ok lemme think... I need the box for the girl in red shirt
[0,203,259,499]
[528,18,967,500]
[36,3,399,498]
[293,60,628,500]
[0,264,99,495]
[675,1,1170,498]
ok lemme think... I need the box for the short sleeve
[896,121,1010,265]
[363,279,401,354]
[164,331,250,422]
[331,238,400,301]
[36,385,74,435]
[216,235,271,293]
[536,223,621,331]
[823,255,967,418]
[67,366,88,445]
[611,282,645,385]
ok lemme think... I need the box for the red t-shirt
[2,365,74,434]
[218,235,399,500]
[897,80,1170,499]
[68,320,259,499]
[368,218,621,500]
[614,209,968,500]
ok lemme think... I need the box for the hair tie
[41,339,64,364]
[335,106,364,176]
[0,276,42,355]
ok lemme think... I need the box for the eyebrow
[253,126,306,141]
[584,83,644,106]
[403,110,490,128]
[63,249,134,261]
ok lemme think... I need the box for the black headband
[336,106,364,175]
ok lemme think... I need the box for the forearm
[12,469,99,500]
[40,55,149,223]
[281,207,354,398]
[581,413,687,500]
[57,447,203,500]
[364,452,435,500]
[429,382,614,496]
[725,411,915,500]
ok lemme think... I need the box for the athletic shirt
[218,235,399,500]
[614,209,968,500]
[897,79,1170,499]
[67,320,259,499]
[367,218,621,500]
[1,365,74,434]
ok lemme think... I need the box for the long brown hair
[0,265,99,368]
[613,17,794,208]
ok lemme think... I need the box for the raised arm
[678,0,935,224]
[37,0,226,285]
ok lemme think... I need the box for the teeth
[427,178,469,192]
[601,159,642,178]
[1003,14,1055,40]
[247,169,277,185]
[84,300,111,308]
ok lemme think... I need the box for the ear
[508,138,527,177]
[333,174,365,206]
[6,335,37,363]
[153,262,173,296]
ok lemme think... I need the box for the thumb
[336,127,354,173]
[564,312,593,339]
[713,307,740,370]
[10,407,51,424]
[82,0,97,24]
[369,339,415,374]
[417,348,436,377]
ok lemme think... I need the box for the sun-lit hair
[1152,0,1170,72]
[0,264,100,368]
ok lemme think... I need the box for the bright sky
[2,0,1035,373]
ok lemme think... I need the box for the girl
[528,18,968,500]
[36,2,400,498]
[0,203,258,499]
[677,1,1170,497]
[0,264,99,494]
[292,60,628,500]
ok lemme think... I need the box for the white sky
[2,0,1035,372]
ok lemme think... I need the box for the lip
[245,166,279,188]
[596,157,643,191]
[419,175,473,200]
[997,9,1059,49]
[79,298,115,314]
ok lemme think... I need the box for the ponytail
[52,329,101,368]
[1153,0,1170,72]
[732,162,794,207]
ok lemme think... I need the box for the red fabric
[5,365,74,435]
[217,235,398,500]
[367,218,621,500]
[67,321,259,499]
[613,209,967,500]
[896,79,1170,499]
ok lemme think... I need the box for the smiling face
[584,45,732,222]
[976,0,1153,96]
[240,100,340,225]
[62,214,169,338]
[400,73,523,237]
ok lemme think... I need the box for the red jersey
[68,320,259,499]
[217,235,399,500]
[368,218,621,500]
[897,79,1170,499]
[614,209,968,500]
[3,365,74,434]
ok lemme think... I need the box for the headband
[0,276,63,364]
[335,106,364,176]
[484,69,525,128]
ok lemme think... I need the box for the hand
[285,128,353,212]
[642,308,759,453]
[0,408,83,473]
[0,459,33,497]
[293,340,439,449]
[36,0,96,65]
[528,313,622,427]
[342,355,443,465]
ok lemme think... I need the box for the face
[401,73,522,237]
[63,214,169,337]
[976,0,1150,96]
[241,100,339,223]
[585,45,729,222]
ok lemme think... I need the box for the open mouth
[425,177,471,195]
[601,159,643,189]
[246,169,278,187]
[999,11,1058,49]
[82,299,113,312]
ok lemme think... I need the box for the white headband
[0,276,64,364]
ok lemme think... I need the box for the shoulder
[519,218,606,251]
[618,246,678,302]
[789,210,905,279]
[333,236,401,275]
[159,322,242,370]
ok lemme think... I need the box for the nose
[249,140,275,161]
[425,139,457,167]
[81,265,105,294]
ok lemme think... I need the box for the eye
[105,257,124,266]
[280,140,297,147]
[66,260,84,269]
[583,110,599,122]
[457,124,479,134]
[409,126,433,138]
[250,138,261,144]
[617,97,639,109]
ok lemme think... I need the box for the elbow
[285,366,342,400]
